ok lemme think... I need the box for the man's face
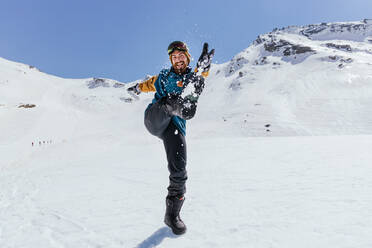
[171,50,188,74]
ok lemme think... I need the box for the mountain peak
[225,20,372,77]
[264,19,372,42]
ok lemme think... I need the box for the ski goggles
[167,41,189,55]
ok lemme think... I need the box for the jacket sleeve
[138,75,158,92]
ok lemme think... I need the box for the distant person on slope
[127,41,214,235]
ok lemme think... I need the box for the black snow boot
[164,195,187,235]
[164,94,197,120]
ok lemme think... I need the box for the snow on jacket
[145,66,196,136]
[138,68,209,94]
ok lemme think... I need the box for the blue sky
[0,0,371,82]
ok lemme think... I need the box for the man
[128,41,214,235]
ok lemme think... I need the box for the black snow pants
[144,100,187,197]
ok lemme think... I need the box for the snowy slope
[195,19,372,137]
[1,20,372,248]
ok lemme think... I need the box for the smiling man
[170,47,190,74]
[129,41,214,235]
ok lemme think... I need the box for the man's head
[167,41,191,74]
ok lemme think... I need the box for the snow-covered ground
[1,20,372,247]
[2,134,372,248]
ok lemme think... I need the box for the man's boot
[164,94,197,120]
[164,195,187,235]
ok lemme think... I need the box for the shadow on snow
[136,226,179,248]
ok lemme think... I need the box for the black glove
[183,73,205,96]
[196,43,215,73]
[127,83,141,95]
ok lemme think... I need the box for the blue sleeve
[152,69,169,103]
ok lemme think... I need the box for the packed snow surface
[1,20,372,247]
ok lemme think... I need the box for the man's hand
[196,43,215,74]
[127,83,141,95]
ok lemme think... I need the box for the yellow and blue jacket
[142,67,207,135]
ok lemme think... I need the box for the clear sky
[1,0,371,82]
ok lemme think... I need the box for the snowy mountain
[200,19,372,137]
[1,20,372,248]
[2,20,372,139]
